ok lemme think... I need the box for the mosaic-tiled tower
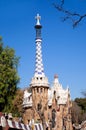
[34,14,44,77]
[30,14,49,87]
[30,14,49,121]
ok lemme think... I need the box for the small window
[40,77,42,80]
[37,88,39,93]
[34,88,35,93]
[28,120,30,124]
[37,77,38,80]
[37,103,42,111]
[54,90,56,95]
[40,88,42,93]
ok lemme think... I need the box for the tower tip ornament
[35,14,41,25]
[54,74,58,79]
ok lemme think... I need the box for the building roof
[48,75,70,105]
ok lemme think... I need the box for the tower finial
[35,14,41,25]
[54,74,58,79]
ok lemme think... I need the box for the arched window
[52,109,56,128]
[40,88,42,93]
[37,88,39,93]
[37,103,42,111]
[54,90,56,95]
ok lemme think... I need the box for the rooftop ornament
[35,13,41,25]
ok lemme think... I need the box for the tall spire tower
[34,14,45,77]
[30,14,49,87]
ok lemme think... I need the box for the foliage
[71,97,86,124]
[12,87,32,117]
[12,89,23,117]
[0,37,20,112]
[81,91,86,98]
[71,101,82,124]
[75,98,86,113]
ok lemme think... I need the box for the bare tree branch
[53,1,86,28]
[81,91,86,98]
[60,0,64,6]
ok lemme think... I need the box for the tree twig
[53,2,86,28]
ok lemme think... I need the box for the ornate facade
[22,14,73,130]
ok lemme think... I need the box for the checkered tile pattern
[35,40,45,77]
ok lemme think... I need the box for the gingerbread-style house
[22,14,73,130]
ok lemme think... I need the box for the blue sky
[0,0,86,99]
